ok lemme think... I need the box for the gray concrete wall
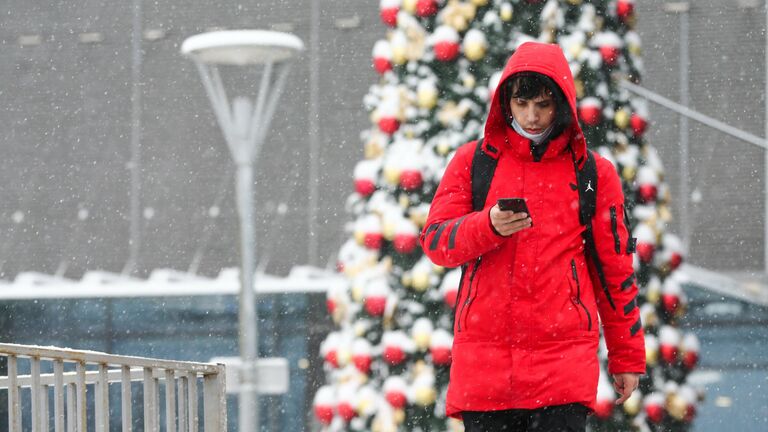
[1,1,765,278]
[0,0,379,278]
[636,0,766,270]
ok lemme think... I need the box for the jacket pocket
[457,256,482,332]
[570,259,592,331]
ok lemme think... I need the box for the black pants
[462,403,589,432]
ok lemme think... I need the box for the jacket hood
[483,41,587,165]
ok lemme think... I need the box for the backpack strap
[471,138,496,212]
[574,150,616,310]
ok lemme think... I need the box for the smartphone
[497,198,533,226]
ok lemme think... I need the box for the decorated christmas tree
[315,1,702,431]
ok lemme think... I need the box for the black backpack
[469,138,620,310]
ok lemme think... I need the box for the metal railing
[0,343,226,432]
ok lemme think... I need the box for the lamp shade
[181,30,304,65]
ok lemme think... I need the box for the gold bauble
[414,387,437,406]
[659,205,672,222]
[629,42,642,57]
[399,194,410,209]
[338,348,351,367]
[351,282,365,303]
[614,109,630,129]
[437,139,452,156]
[413,332,431,351]
[568,43,583,59]
[464,42,486,62]
[666,393,687,421]
[354,229,365,246]
[623,391,642,416]
[622,165,636,182]
[646,284,660,306]
[391,46,408,65]
[365,137,385,159]
[401,271,413,287]
[567,0,582,4]
[441,1,476,32]
[409,209,427,228]
[383,220,397,241]
[413,360,427,374]
[417,88,438,110]
[470,0,488,6]
[574,79,585,99]
[393,409,406,424]
[462,73,476,89]
[646,346,658,367]
[412,271,430,292]
[383,165,401,185]
[500,3,513,21]
[402,0,418,14]
[354,321,368,337]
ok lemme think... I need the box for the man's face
[509,90,556,134]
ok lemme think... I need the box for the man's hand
[612,373,640,405]
[490,204,532,236]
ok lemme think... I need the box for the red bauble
[669,252,683,270]
[393,233,418,254]
[399,169,423,191]
[636,243,655,263]
[314,406,334,425]
[579,105,601,126]
[354,179,376,197]
[365,296,387,316]
[383,346,406,365]
[416,0,438,17]
[645,403,664,423]
[380,7,399,27]
[373,57,392,74]
[630,113,648,136]
[326,299,336,315]
[430,346,452,366]
[662,293,680,315]
[434,41,460,62]
[324,350,338,368]
[683,351,699,370]
[684,405,696,423]
[616,0,634,20]
[352,354,372,373]
[337,402,356,422]
[599,46,621,66]
[336,261,345,273]
[660,345,678,364]
[378,117,400,135]
[364,232,383,250]
[638,184,658,203]
[386,391,407,409]
[444,289,458,308]
[593,400,613,419]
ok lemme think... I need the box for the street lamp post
[181,30,304,432]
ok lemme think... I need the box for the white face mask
[511,118,555,145]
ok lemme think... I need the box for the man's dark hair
[500,72,572,138]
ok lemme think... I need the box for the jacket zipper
[457,256,482,332]
[571,259,592,331]
[453,265,467,330]
[610,206,620,254]
[623,204,633,253]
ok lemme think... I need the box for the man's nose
[525,106,538,123]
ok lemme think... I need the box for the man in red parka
[420,42,646,431]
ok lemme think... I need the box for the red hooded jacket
[420,42,646,417]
